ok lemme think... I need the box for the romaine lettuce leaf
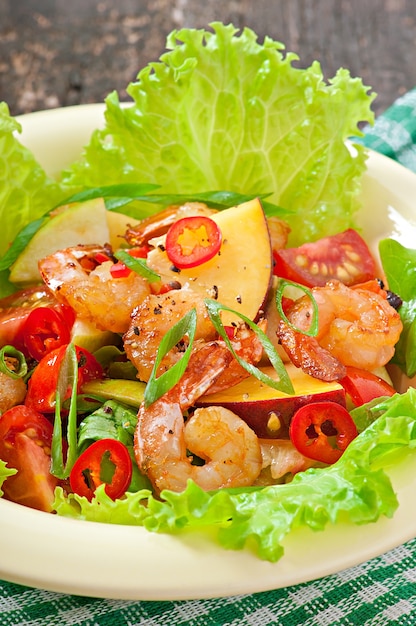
[53,388,416,562]
[62,23,375,245]
[0,102,63,257]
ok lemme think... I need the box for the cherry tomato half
[289,401,358,464]
[273,229,376,287]
[0,286,72,355]
[22,306,72,361]
[165,215,222,269]
[339,366,396,407]
[69,438,132,501]
[0,405,59,511]
[25,344,104,413]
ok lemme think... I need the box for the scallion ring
[275,279,319,337]
[0,345,28,380]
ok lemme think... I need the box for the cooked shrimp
[135,341,262,493]
[256,439,315,485]
[124,283,267,384]
[278,279,403,380]
[124,287,218,382]
[124,202,217,247]
[39,244,151,333]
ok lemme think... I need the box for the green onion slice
[144,308,197,407]
[51,343,79,479]
[204,299,295,395]
[114,249,161,283]
[0,346,28,379]
[275,279,319,337]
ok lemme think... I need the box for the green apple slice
[10,198,110,285]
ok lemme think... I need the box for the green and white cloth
[2,92,416,626]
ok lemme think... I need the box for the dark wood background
[1,0,415,118]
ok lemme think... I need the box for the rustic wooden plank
[0,0,415,116]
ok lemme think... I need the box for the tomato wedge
[0,405,59,511]
[340,367,396,407]
[165,215,222,269]
[289,401,358,464]
[273,229,377,287]
[22,306,72,361]
[25,344,104,413]
[69,438,132,501]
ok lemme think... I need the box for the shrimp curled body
[39,245,151,333]
[278,280,403,380]
[135,339,263,494]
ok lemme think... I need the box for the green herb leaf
[114,249,161,283]
[51,344,79,479]
[58,183,161,206]
[204,298,295,394]
[379,238,416,377]
[144,308,197,406]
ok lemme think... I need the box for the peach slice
[196,363,346,439]
[146,198,273,325]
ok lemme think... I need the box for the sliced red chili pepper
[110,261,131,279]
[289,401,358,464]
[128,245,151,259]
[69,438,132,501]
[339,366,396,407]
[165,215,222,269]
[22,307,71,361]
[94,251,112,264]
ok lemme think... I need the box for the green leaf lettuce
[0,102,63,258]
[62,23,375,245]
[53,389,416,562]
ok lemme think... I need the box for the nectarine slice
[146,198,273,325]
[196,363,346,439]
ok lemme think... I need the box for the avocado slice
[82,378,146,408]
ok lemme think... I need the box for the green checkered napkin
[2,91,416,626]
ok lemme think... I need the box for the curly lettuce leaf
[0,103,63,257]
[62,23,375,245]
[0,102,67,295]
[0,459,17,497]
[54,389,416,562]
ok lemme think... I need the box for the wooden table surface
[1,0,415,118]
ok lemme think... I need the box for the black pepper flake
[153,307,162,315]
[170,265,181,273]
[158,244,166,251]
[103,405,114,414]
[168,281,181,290]
[236,295,242,304]
[133,326,140,336]
[212,285,219,300]
[168,429,174,434]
